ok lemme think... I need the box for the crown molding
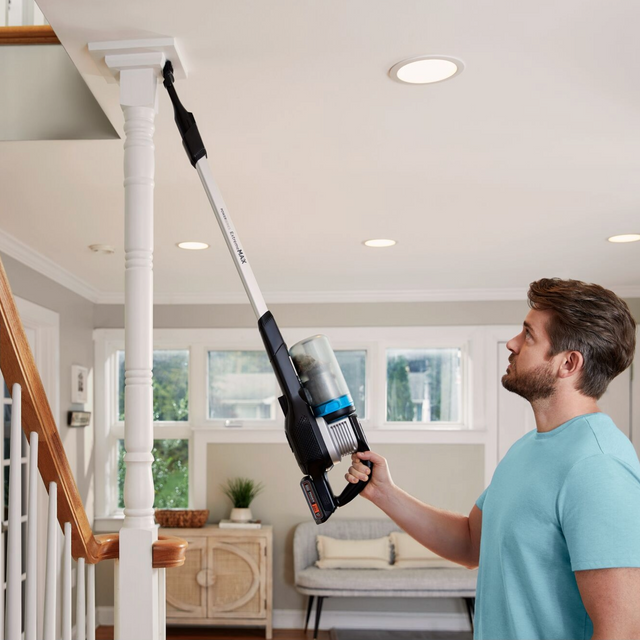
[0,229,100,303]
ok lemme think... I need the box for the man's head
[502,278,636,402]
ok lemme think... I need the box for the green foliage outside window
[387,349,461,423]
[118,350,189,421]
[117,350,190,508]
[387,355,414,421]
[118,439,189,509]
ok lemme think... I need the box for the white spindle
[62,522,72,640]
[77,557,86,640]
[6,383,22,640]
[25,431,39,640]
[44,481,57,640]
[0,483,3,640]
[87,562,96,640]
[158,567,166,640]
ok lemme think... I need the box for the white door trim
[15,296,60,640]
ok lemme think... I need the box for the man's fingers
[346,464,369,482]
[351,450,386,467]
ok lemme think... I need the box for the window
[335,350,366,418]
[386,348,462,423]
[95,325,480,519]
[117,350,189,421]
[118,439,189,509]
[112,349,191,514]
[208,351,277,421]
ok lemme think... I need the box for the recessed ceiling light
[389,56,464,85]
[607,234,640,244]
[89,244,115,254]
[363,239,397,248]
[177,241,209,250]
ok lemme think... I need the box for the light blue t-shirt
[475,412,640,640]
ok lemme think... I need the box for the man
[347,278,640,640]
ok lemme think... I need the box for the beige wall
[206,443,483,615]
[1,252,96,520]
[94,299,532,329]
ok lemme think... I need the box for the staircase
[0,257,187,639]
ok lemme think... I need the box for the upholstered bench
[293,519,477,639]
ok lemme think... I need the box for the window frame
[94,325,484,518]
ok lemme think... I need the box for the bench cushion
[296,566,478,598]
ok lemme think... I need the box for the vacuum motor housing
[258,312,371,523]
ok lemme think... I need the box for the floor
[96,628,330,639]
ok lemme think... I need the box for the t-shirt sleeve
[475,487,489,511]
[558,453,640,571]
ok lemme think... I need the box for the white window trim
[94,324,519,517]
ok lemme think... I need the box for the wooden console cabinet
[160,524,273,639]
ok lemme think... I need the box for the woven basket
[155,509,209,528]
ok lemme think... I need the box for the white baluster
[87,562,96,640]
[25,431,39,640]
[44,481,57,640]
[62,522,72,640]
[77,557,86,640]
[0,459,3,640]
[6,383,22,640]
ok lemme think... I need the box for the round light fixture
[88,244,115,254]
[389,55,464,85]
[177,241,210,250]
[607,234,640,244]
[363,239,397,248]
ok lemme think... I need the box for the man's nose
[506,336,518,353]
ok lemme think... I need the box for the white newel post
[108,51,163,640]
[122,65,160,639]
[88,38,186,640]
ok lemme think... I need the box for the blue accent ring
[313,394,354,418]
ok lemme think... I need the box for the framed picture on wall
[71,364,88,404]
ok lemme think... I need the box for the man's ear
[558,351,584,379]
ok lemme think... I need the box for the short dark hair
[528,278,636,399]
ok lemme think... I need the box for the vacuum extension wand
[162,61,371,523]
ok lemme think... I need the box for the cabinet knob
[196,569,216,588]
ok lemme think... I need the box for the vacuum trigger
[278,395,288,415]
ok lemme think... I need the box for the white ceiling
[1,0,639,304]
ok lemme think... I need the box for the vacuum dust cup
[289,335,355,420]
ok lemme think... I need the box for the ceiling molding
[0,229,100,303]
[80,284,640,305]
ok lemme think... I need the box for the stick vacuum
[162,61,371,523]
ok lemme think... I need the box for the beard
[501,359,557,402]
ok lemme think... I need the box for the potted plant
[221,477,264,522]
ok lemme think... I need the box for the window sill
[191,426,488,445]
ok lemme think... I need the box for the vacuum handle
[335,457,372,507]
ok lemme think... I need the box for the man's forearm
[373,484,478,568]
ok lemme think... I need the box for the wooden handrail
[0,256,186,568]
[0,26,60,45]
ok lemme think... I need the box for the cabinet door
[166,536,208,619]
[207,536,266,619]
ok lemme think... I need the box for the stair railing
[0,256,187,639]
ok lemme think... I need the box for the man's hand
[345,450,394,503]
[576,567,640,639]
